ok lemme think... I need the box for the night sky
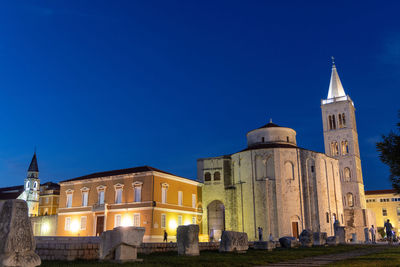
[0,1,399,190]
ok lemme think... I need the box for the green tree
[376,112,400,192]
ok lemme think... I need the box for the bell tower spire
[327,57,346,100]
[19,151,40,216]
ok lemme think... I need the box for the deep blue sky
[0,1,399,190]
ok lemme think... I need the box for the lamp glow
[41,222,50,233]
[168,219,177,230]
[71,220,80,233]
[122,215,133,227]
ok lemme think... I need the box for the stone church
[198,62,371,241]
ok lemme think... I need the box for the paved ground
[264,247,385,267]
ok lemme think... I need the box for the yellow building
[365,189,400,232]
[56,166,202,242]
[38,182,60,216]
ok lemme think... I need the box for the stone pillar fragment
[99,226,145,262]
[219,231,248,253]
[177,225,199,256]
[279,237,300,248]
[334,220,346,244]
[0,200,41,267]
[299,229,313,247]
[313,232,327,246]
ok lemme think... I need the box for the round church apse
[207,200,225,241]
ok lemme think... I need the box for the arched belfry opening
[207,200,225,241]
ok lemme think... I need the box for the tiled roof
[365,189,398,195]
[61,166,177,183]
[0,185,24,200]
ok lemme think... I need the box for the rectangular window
[192,194,196,208]
[80,216,87,230]
[45,197,49,204]
[65,217,71,231]
[178,215,182,226]
[397,208,400,216]
[162,187,167,204]
[383,208,387,216]
[192,216,196,224]
[115,188,122,204]
[82,192,88,207]
[134,187,141,202]
[178,191,183,206]
[66,194,72,208]
[115,214,122,228]
[161,214,166,228]
[99,191,105,204]
[133,213,140,226]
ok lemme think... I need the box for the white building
[198,119,344,241]
[321,61,374,238]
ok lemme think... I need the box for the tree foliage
[376,112,400,192]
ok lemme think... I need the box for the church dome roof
[246,120,297,148]
[257,122,281,129]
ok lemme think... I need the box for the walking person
[163,230,168,243]
[258,227,263,241]
[369,225,376,244]
[384,219,393,244]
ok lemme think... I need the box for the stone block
[253,241,275,251]
[334,221,346,244]
[279,237,300,248]
[0,200,41,267]
[219,231,248,253]
[299,229,313,247]
[326,236,339,246]
[177,224,200,256]
[313,232,327,246]
[100,226,145,262]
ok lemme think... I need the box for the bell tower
[321,59,367,230]
[20,152,40,216]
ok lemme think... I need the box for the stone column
[177,225,199,256]
[0,200,41,267]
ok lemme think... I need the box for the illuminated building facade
[198,120,344,241]
[321,61,375,238]
[365,189,400,233]
[38,182,60,216]
[57,166,202,241]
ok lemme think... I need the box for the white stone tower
[321,60,368,233]
[19,153,40,216]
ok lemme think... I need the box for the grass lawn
[40,245,375,267]
[331,246,400,267]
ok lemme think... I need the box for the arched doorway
[207,200,225,241]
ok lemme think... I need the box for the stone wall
[35,237,100,261]
[35,237,223,261]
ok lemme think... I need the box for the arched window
[332,115,336,129]
[338,114,343,128]
[342,113,346,126]
[344,167,351,182]
[347,193,354,207]
[328,115,333,130]
[285,161,294,180]
[26,181,30,190]
[33,181,38,190]
[342,140,349,155]
[204,172,211,182]
[326,212,329,223]
[331,141,339,156]
[214,172,221,181]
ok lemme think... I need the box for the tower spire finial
[269,118,272,123]
[331,56,335,67]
